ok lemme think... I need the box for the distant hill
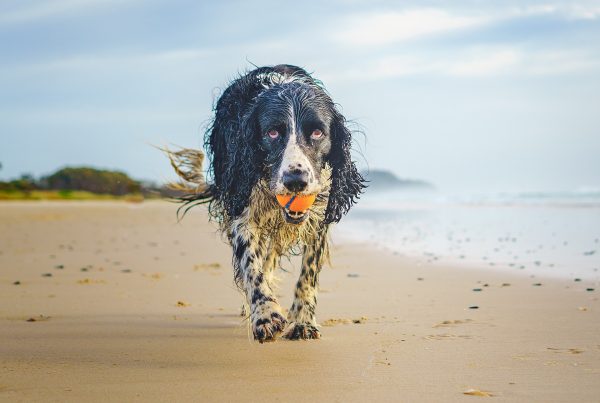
[362,169,435,191]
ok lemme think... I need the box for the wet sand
[1,201,599,402]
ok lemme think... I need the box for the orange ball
[276,194,317,212]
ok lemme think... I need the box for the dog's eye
[267,129,279,139]
[311,129,323,139]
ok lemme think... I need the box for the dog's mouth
[282,207,309,224]
[275,193,315,224]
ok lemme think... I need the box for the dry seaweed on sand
[193,263,221,271]
[322,318,352,326]
[322,316,367,326]
[547,347,584,354]
[76,278,106,285]
[433,319,473,328]
[463,388,493,397]
[26,315,50,322]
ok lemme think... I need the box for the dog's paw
[251,303,287,343]
[283,322,321,340]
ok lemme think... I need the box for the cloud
[322,47,599,82]
[452,48,600,77]
[509,3,600,20]
[523,49,600,75]
[0,0,140,25]
[0,48,213,76]
[568,5,600,20]
[332,8,490,46]
[449,49,520,76]
[330,3,600,48]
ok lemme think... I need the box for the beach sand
[1,201,599,402]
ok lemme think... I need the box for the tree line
[0,166,151,196]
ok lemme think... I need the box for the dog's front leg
[232,223,286,343]
[239,245,280,318]
[284,228,329,340]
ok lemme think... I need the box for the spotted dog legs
[284,229,329,340]
[232,223,286,343]
[240,245,280,318]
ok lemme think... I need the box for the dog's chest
[246,199,324,253]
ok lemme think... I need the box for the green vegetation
[0,166,160,201]
[44,167,141,195]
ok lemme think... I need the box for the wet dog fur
[167,64,365,342]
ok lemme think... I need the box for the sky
[1,0,599,192]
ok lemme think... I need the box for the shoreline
[1,201,599,402]
[4,199,599,282]
[332,237,600,283]
[339,198,600,283]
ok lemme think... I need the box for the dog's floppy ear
[324,109,366,224]
[209,105,263,219]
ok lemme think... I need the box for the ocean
[335,188,600,281]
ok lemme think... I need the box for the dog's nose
[283,169,308,193]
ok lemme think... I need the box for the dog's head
[241,79,364,225]
[252,82,332,223]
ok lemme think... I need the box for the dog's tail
[162,147,214,218]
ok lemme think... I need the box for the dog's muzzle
[283,170,308,193]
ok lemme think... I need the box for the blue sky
[1,0,599,192]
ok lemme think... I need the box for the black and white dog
[168,64,365,342]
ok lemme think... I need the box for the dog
[167,64,365,342]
